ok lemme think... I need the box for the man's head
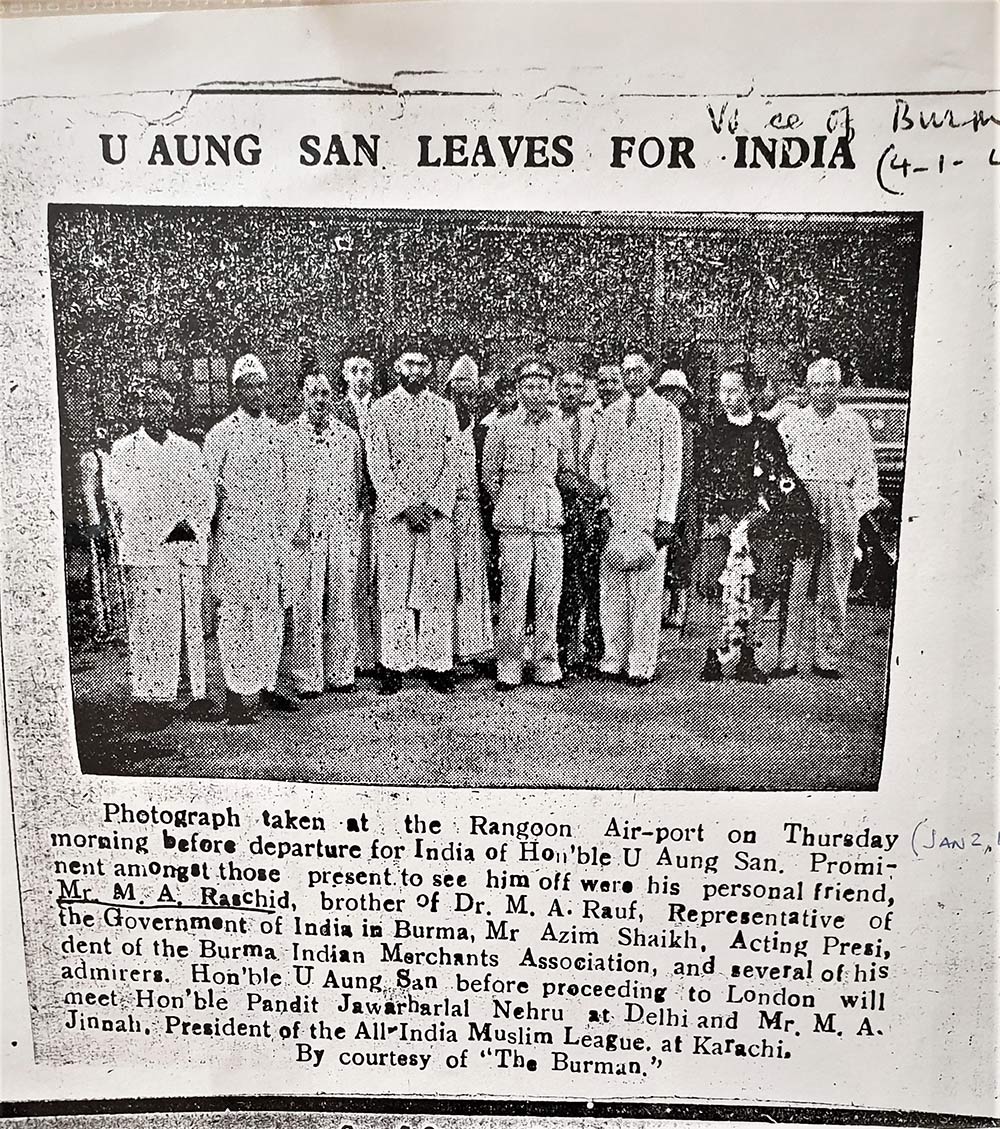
[393,338,434,395]
[556,369,585,413]
[655,369,692,409]
[515,357,555,416]
[232,353,268,417]
[302,372,334,429]
[142,381,175,437]
[495,375,519,416]
[718,369,752,418]
[621,348,654,398]
[805,357,842,416]
[596,363,624,406]
[448,354,481,403]
[342,353,374,400]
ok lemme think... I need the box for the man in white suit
[775,357,880,678]
[106,378,218,731]
[281,371,365,696]
[365,339,460,694]
[203,354,301,722]
[590,348,682,684]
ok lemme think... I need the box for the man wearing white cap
[365,338,460,694]
[776,357,879,678]
[105,378,218,731]
[203,354,301,721]
[590,349,682,684]
[281,371,365,696]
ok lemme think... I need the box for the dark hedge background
[48,206,920,453]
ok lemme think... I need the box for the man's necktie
[626,395,638,427]
[571,411,582,472]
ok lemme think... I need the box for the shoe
[326,682,357,693]
[626,674,655,686]
[378,670,404,695]
[224,691,257,725]
[130,702,175,732]
[426,671,456,694]
[699,648,723,682]
[733,645,768,683]
[770,665,799,679]
[260,688,302,712]
[811,663,843,680]
[534,677,564,688]
[297,689,323,700]
[595,669,625,683]
[184,697,222,721]
[495,680,521,692]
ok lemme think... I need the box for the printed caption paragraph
[47,806,904,1074]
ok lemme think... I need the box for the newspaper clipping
[1,3,997,1127]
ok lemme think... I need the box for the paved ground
[70,604,890,790]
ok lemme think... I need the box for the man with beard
[203,354,301,722]
[281,371,365,696]
[106,378,218,731]
[365,338,460,695]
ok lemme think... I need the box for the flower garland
[716,515,757,664]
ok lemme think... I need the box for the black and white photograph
[53,206,919,790]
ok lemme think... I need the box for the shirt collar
[136,426,174,446]
[725,411,754,426]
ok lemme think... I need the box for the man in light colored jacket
[590,349,682,684]
[281,371,364,696]
[776,357,880,678]
[203,354,301,722]
[482,358,565,689]
[365,340,460,694]
[106,378,218,730]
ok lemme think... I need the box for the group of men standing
[100,337,879,730]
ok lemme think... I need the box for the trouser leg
[127,565,182,702]
[778,555,814,669]
[531,533,563,683]
[817,532,855,670]
[355,510,379,671]
[289,546,324,693]
[598,555,629,675]
[377,520,418,673]
[497,533,532,684]
[326,531,359,687]
[557,542,584,669]
[628,548,667,679]
[180,565,207,699]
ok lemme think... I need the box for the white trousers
[125,564,205,702]
[599,548,667,680]
[377,515,455,674]
[288,533,358,692]
[779,479,858,671]
[497,532,563,685]
[779,539,856,671]
[217,574,283,696]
